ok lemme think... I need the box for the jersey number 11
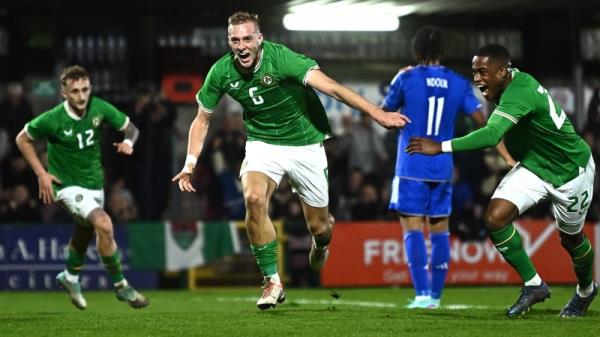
[427,96,445,136]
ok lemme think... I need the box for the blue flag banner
[0,225,157,290]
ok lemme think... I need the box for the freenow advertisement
[321,220,600,287]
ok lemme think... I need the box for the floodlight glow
[283,13,399,31]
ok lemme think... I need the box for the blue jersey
[383,65,481,181]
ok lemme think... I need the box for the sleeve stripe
[119,116,130,131]
[24,124,35,140]
[197,98,214,113]
[303,65,320,86]
[492,110,519,124]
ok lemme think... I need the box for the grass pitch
[1,286,599,337]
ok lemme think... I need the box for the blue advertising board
[0,225,157,290]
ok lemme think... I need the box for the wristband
[441,140,453,153]
[182,154,198,173]
[123,139,134,147]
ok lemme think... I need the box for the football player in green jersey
[172,11,409,310]
[15,65,149,310]
[407,44,596,318]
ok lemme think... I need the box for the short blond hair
[60,65,89,88]
[227,11,260,32]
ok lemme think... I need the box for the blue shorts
[389,178,452,217]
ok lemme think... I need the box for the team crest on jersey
[92,117,101,127]
[75,194,83,202]
[261,74,275,87]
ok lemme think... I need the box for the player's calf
[309,214,334,271]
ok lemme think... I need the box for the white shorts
[492,157,596,234]
[239,141,329,208]
[56,186,105,224]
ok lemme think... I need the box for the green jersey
[452,69,590,187]
[26,97,128,191]
[197,40,332,146]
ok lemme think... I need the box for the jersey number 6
[249,87,264,105]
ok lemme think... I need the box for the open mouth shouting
[237,50,253,67]
[477,85,489,99]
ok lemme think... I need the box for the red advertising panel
[321,220,598,287]
[161,74,203,103]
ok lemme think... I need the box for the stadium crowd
[1,81,599,242]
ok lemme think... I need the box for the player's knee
[245,192,267,213]
[308,213,333,235]
[559,231,583,251]
[483,208,508,232]
[90,210,114,239]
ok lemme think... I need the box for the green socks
[566,236,594,288]
[489,224,537,282]
[101,250,125,284]
[250,240,278,277]
[66,247,85,275]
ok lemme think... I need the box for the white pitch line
[444,304,489,310]
[215,297,490,310]
[216,296,397,308]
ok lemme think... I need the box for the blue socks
[405,231,451,300]
[430,232,450,300]
[404,231,430,297]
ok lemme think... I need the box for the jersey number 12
[76,129,94,149]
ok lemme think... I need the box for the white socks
[577,282,595,298]
[114,279,129,288]
[524,274,542,287]
[65,270,79,283]
[267,273,281,285]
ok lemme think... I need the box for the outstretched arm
[113,121,139,155]
[15,129,62,204]
[406,121,507,155]
[171,106,212,192]
[469,110,516,167]
[306,69,410,129]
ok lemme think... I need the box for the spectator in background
[283,199,319,287]
[324,112,354,217]
[346,114,388,182]
[130,83,177,220]
[336,168,365,221]
[0,82,35,195]
[270,179,294,220]
[0,184,41,223]
[586,86,600,137]
[202,112,246,219]
[450,165,478,239]
[350,182,383,220]
[0,82,34,158]
[107,179,139,223]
